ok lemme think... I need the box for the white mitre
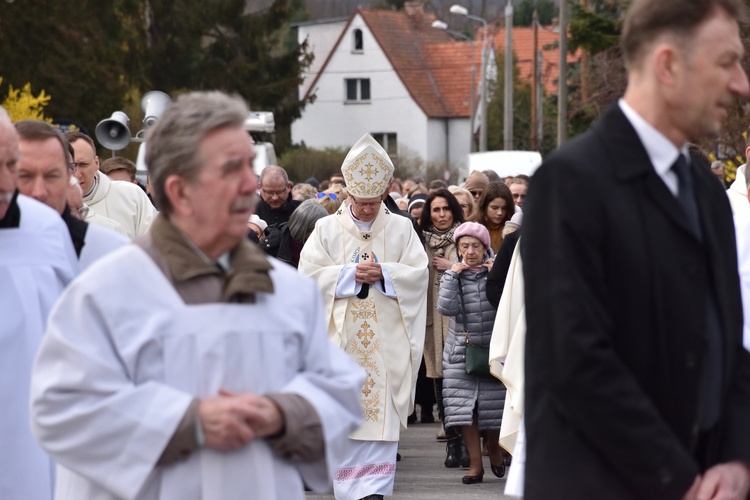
[341,134,395,198]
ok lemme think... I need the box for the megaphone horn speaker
[95,111,131,151]
[141,90,172,129]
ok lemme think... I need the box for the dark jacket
[255,193,301,227]
[486,229,521,308]
[438,267,505,430]
[522,104,750,499]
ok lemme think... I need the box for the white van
[463,150,543,181]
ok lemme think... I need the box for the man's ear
[652,42,682,89]
[164,175,191,216]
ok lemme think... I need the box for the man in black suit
[522,1,750,498]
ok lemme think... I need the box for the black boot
[444,437,461,468]
[459,439,471,468]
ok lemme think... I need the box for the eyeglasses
[316,192,338,200]
[469,190,482,198]
[261,188,287,198]
[350,197,381,209]
[68,162,78,173]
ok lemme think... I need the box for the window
[345,78,371,102]
[353,29,363,52]
[372,133,397,157]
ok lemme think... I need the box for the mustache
[230,194,256,212]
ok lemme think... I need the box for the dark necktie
[671,154,702,238]
[673,154,721,429]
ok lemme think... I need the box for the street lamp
[449,4,490,152]
[432,19,477,153]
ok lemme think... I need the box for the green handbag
[458,276,492,378]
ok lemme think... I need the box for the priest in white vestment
[30,92,364,500]
[66,131,157,239]
[299,134,429,500]
[0,107,78,500]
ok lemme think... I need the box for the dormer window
[353,29,363,53]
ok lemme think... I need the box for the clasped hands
[683,462,750,500]
[197,389,283,452]
[355,261,383,285]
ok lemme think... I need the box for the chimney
[404,1,424,18]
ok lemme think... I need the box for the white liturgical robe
[84,171,156,239]
[0,195,77,500]
[299,203,428,441]
[30,245,364,500]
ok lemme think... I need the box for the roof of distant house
[305,7,578,120]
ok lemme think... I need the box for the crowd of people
[6,0,750,499]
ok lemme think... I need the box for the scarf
[423,222,459,259]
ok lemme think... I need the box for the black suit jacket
[522,104,750,499]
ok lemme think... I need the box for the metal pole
[531,9,538,151]
[479,28,488,152]
[557,0,568,147]
[503,0,513,150]
[470,41,476,153]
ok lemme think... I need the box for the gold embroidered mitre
[341,134,395,198]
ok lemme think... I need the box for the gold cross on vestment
[357,321,375,347]
[359,161,378,181]
[363,376,376,397]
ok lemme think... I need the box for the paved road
[307,420,515,499]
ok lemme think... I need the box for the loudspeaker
[141,91,172,128]
[95,111,131,151]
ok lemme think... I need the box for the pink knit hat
[453,221,491,251]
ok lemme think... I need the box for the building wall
[425,118,471,170]
[292,13,429,161]
[296,19,348,98]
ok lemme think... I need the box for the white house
[292,3,481,172]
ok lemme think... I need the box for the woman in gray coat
[438,221,507,484]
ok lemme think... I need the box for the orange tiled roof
[359,8,457,118]
[305,8,578,119]
[488,25,579,94]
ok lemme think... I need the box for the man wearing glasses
[300,134,428,500]
[256,164,301,227]
[15,120,127,270]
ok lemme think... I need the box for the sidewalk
[307,421,515,499]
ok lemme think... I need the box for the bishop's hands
[355,261,383,285]
[197,389,284,452]
[683,462,750,500]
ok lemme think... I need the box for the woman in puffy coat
[438,221,507,484]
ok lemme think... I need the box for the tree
[0,78,52,122]
[513,0,557,27]
[0,1,131,133]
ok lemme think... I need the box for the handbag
[458,276,492,378]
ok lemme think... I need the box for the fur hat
[454,221,491,251]
[247,214,268,233]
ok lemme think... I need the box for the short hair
[621,0,745,68]
[482,170,502,184]
[292,182,318,200]
[100,156,137,181]
[15,120,70,163]
[260,165,289,186]
[429,179,448,191]
[448,185,476,216]
[288,199,328,243]
[471,181,515,228]
[509,176,529,186]
[145,91,248,215]
[64,130,96,155]
[419,189,465,232]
